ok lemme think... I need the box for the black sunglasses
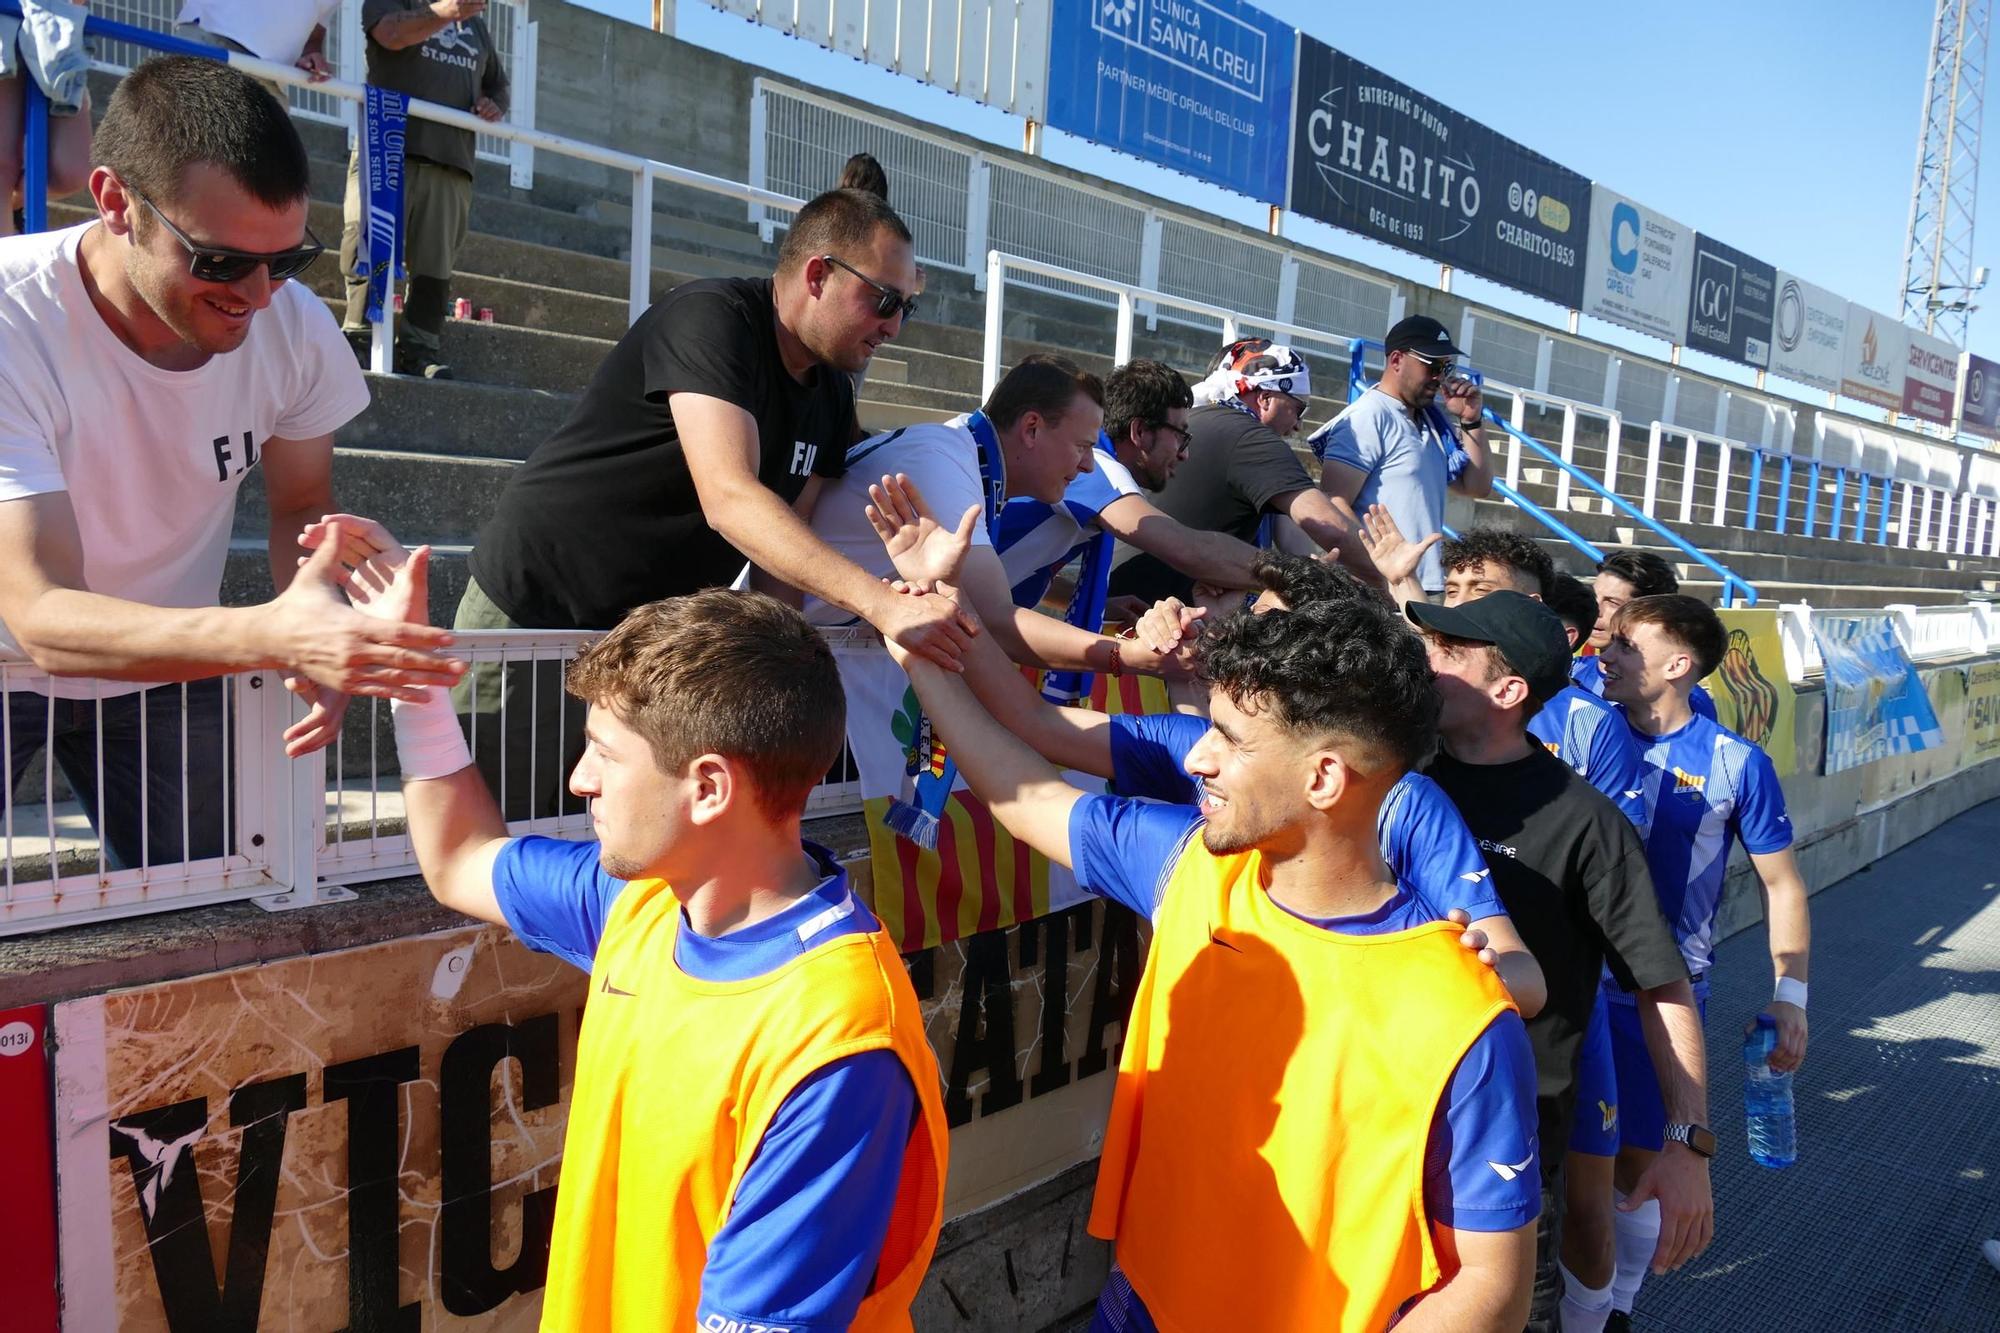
[134,192,325,284]
[820,253,919,321]
[1146,419,1194,453]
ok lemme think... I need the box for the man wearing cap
[1314,315,1494,598]
[1408,590,1712,1333]
[1109,338,1380,603]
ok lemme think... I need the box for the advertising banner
[1962,353,2000,436]
[1903,327,1960,425]
[47,916,1147,1329]
[1288,37,1588,309]
[1700,608,1799,777]
[1814,614,1946,774]
[1841,304,1909,410]
[1966,661,2000,763]
[1045,0,1295,204]
[0,1004,58,1333]
[1683,234,1775,367]
[1580,187,1693,341]
[1769,270,1847,392]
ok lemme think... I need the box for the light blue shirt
[1310,388,1467,593]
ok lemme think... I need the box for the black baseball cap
[1385,315,1465,358]
[1406,591,1572,703]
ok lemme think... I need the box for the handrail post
[1853,473,1871,544]
[1712,439,1731,527]
[1774,454,1793,534]
[1601,410,1623,498]
[22,77,49,233]
[1678,433,1697,524]
[1802,460,1821,539]
[1114,291,1135,369]
[1828,468,1847,543]
[1745,449,1764,531]
[982,251,1005,400]
[1642,422,1662,518]
[1554,407,1575,513]
[629,168,654,325]
[1898,483,1915,549]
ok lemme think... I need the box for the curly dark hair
[1197,597,1439,772]
[1597,548,1680,597]
[1441,527,1554,597]
[1250,551,1370,610]
[1544,573,1598,643]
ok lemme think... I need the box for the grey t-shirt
[360,2,510,176]
[1313,387,1462,593]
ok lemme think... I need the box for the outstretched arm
[1096,493,1260,590]
[888,591,1086,867]
[307,517,512,926]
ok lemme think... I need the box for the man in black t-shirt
[455,188,972,818]
[1108,340,1378,603]
[1406,591,1712,1333]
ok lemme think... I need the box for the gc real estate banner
[1288,36,1587,309]
[1768,270,1847,393]
[1580,187,1693,341]
[1683,234,1775,368]
[1045,0,1296,205]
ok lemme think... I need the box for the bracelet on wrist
[1106,640,1124,677]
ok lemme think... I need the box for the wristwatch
[1457,413,1484,430]
[1662,1122,1716,1158]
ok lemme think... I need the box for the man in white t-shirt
[805,354,1179,679]
[175,0,339,95]
[0,58,461,869]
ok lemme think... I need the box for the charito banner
[1769,270,1847,393]
[1580,186,1693,341]
[1287,37,1588,309]
[1700,608,1798,777]
[1903,327,1959,426]
[1684,234,1775,368]
[1962,353,2000,436]
[1045,0,1296,204]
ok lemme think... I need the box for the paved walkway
[1639,799,2000,1331]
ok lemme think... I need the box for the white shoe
[1984,1238,2000,1275]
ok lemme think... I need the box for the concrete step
[337,374,576,461]
[234,449,515,548]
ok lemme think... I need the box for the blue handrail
[3,1,235,234]
[1342,339,1758,607]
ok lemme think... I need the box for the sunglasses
[820,253,919,321]
[134,192,325,284]
[1147,420,1194,453]
[1404,349,1457,377]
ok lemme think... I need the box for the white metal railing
[751,81,1400,344]
[1776,601,1997,682]
[3,627,868,936]
[1460,306,1799,456]
[87,0,538,180]
[1480,381,1625,518]
[978,251,1354,400]
[208,52,804,373]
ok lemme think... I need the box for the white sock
[1559,1259,1615,1333]
[1610,1190,1661,1314]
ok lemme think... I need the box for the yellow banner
[1967,662,2000,762]
[1701,608,1799,776]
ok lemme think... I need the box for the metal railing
[979,250,1358,400]
[7,5,805,362]
[755,81,1403,341]
[2,623,869,935]
[1777,601,1997,680]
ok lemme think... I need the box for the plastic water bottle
[1743,1013,1797,1168]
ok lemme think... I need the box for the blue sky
[577,1,1981,384]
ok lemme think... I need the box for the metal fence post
[629,169,654,325]
[748,84,771,240]
[1114,290,1134,369]
[964,156,990,277]
[510,11,538,188]
[982,251,1005,399]
[1274,255,1300,329]
[1137,212,1163,331]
